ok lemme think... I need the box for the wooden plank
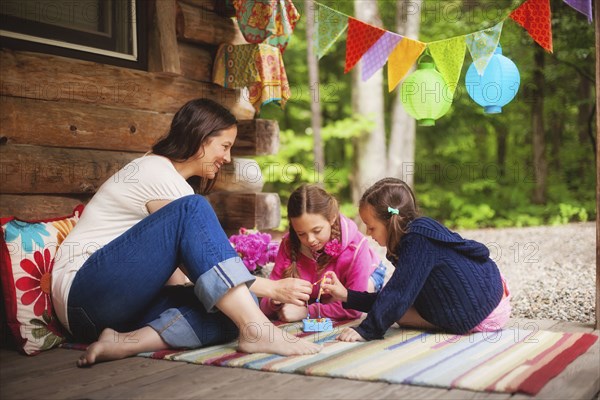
[178,41,214,82]
[0,144,141,194]
[207,192,280,232]
[0,97,278,155]
[148,0,182,75]
[0,194,90,219]
[212,158,264,193]
[0,49,255,119]
[176,1,245,46]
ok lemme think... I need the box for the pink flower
[324,239,342,258]
[230,228,280,273]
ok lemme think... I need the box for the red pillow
[0,205,84,355]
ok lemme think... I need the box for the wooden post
[595,1,599,330]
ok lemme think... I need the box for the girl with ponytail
[260,184,386,322]
[322,178,511,341]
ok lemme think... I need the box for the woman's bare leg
[77,326,168,367]
[216,285,321,356]
[397,307,437,330]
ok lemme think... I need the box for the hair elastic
[387,206,399,215]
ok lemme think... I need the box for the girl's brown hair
[359,178,420,262]
[283,184,341,278]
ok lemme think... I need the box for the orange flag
[344,17,386,73]
[387,38,427,92]
[510,0,553,52]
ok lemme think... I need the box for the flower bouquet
[229,228,279,275]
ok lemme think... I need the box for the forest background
[255,0,596,230]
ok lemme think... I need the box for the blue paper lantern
[465,45,520,114]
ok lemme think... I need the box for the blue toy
[302,298,333,332]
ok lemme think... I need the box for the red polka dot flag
[344,17,386,74]
[509,0,553,53]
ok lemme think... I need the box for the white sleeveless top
[52,155,194,331]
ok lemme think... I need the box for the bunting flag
[387,38,427,92]
[361,31,403,81]
[428,36,467,96]
[563,0,593,22]
[314,2,349,59]
[344,17,386,73]
[466,21,504,76]
[510,0,553,53]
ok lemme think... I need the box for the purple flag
[563,0,593,23]
[361,31,403,81]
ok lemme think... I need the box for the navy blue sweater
[344,217,503,339]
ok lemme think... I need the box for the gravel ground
[369,222,596,324]
[461,222,596,324]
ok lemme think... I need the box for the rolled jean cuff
[147,308,201,348]
[194,257,256,313]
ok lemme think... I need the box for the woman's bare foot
[237,321,322,356]
[77,326,168,367]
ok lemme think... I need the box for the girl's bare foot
[237,321,322,356]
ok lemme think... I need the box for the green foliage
[257,0,596,230]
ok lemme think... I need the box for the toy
[302,277,333,332]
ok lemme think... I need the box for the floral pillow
[0,205,84,355]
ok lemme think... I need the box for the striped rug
[139,320,597,395]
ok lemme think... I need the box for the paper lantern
[400,55,452,126]
[465,45,520,114]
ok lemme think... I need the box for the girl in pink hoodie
[260,184,386,322]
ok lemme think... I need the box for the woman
[52,99,321,366]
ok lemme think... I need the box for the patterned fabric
[233,0,300,53]
[314,2,348,59]
[428,36,467,96]
[510,0,553,53]
[344,17,386,73]
[466,21,504,76]
[139,319,598,396]
[1,205,84,355]
[213,43,290,113]
[563,0,592,23]
[387,38,427,91]
[361,31,403,81]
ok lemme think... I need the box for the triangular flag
[466,21,504,76]
[344,17,386,73]
[314,3,349,59]
[428,36,467,96]
[510,0,553,52]
[387,38,427,91]
[362,31,403,81]
[563,0,593,23]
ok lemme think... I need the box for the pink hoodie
[260,214,381,320]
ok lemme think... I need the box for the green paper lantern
[400,55,452,126]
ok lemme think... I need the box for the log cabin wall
[0,0,281,234]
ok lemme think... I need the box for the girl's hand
[320,271,348,302]
[337,327,366,342]
[277,304,308,322]
[272,278,312,306]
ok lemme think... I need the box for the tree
[388,0,423,188]
[531,46,548,204]
[305,0,325,180]
[351,0,387,203]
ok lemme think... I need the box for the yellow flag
[387,38,427,92]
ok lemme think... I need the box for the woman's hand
[271,278,312,306]
[337,327,366,342]
[277,304,308,322]
[320,271,348,302]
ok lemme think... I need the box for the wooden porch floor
[1,319,598,400]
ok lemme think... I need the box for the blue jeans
[369,262,387,292]
[67,195,255,348]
